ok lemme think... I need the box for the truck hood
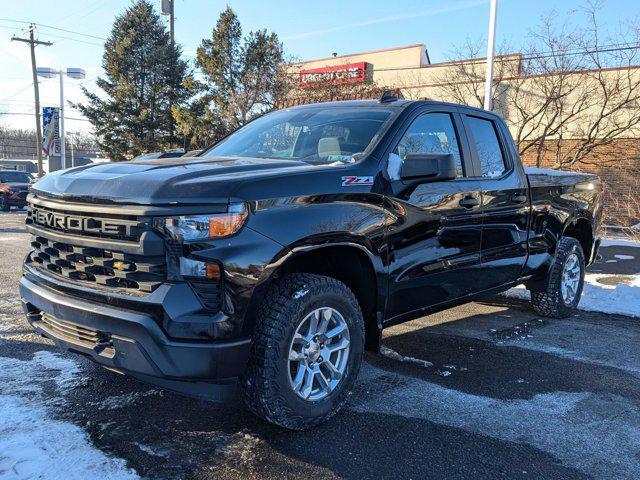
[32,156,314,205]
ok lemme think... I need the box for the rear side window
[465,116,507,178]
[394,113,464,177]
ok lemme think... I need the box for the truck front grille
[29,235,166,293]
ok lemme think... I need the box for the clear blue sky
[1,0,638,132]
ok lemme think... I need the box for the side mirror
[400,152,457,183]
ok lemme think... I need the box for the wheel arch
[562,216,594,263]
[243,240,385,353]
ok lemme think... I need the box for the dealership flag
[42,107,60,157]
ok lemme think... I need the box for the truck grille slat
[39,313,113,351]
[190,280,223,311]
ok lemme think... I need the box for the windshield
[133,153,162,161]
[0,171,33,183]
[202,106,396,164]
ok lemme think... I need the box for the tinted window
[465,116,507,178]
[202,107,395,165]
[394,113,464,177]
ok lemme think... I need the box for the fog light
[179,257,221,281]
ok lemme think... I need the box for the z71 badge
[341,176,374,186]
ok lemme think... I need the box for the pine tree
[174,7,286,148]
[75,0,187,160]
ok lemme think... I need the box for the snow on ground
[504,237,640,317]
[505,273,640,318]
[601,238,640,248]
[0,351,138,480]
[93,389,163,410]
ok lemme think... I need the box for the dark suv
[0,170,32,211]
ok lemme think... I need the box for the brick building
[288,44,640,227]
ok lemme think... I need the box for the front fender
[239,195,392,337]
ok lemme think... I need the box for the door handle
[459,196,480,208]
[511,194,528,204]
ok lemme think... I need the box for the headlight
[164,203,248,242]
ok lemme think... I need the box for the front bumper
[20,275,251,401]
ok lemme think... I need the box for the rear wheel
[242,273,364,430]
[530,237,585,318]
[0,196,9,212]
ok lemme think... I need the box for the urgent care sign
[299,62,370,88]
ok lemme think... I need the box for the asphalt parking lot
[1,209,640,480]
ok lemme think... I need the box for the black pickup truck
[20,98,603,429]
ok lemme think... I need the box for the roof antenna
[379,89,402,103]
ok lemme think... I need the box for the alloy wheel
[287,307,350,401]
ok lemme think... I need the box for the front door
[385,108,485,321]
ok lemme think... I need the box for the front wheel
[0,196,9,212]
[530,237,585,318]
[242,273,364,430]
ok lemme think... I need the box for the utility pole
[169,0,174,46]
[12,25,52,177]
[162,0,176,146]
[169,0,175,145]
[161,0,174,44]
[483,0,498,111]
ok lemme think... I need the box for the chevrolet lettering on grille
[29,208,140,237]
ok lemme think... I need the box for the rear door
[459,110,529,289]
[385,106,486,320]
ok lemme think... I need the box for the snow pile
[0,351,138,479]
[380,346,433,368]
[504,273,640,318]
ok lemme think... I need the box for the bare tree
[433,4,640,169]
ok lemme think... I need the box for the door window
[394,113,464,177]
[465,116,507,178]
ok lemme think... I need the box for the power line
[0,83,34,103]
[36,32,103,47]
[52,0,103,25]
[288,42,640,76]
[0,112,90,122]
[0,18,107,41]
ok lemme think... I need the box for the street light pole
[483,0,498,111]
[59,71,66,169]
[37,67,85,171]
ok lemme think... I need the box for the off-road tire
[0,196,9,212]
[530,237,585,318]
[241,273,364,430]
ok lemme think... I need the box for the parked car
[0,170,33,211]
[20,98,602,429]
